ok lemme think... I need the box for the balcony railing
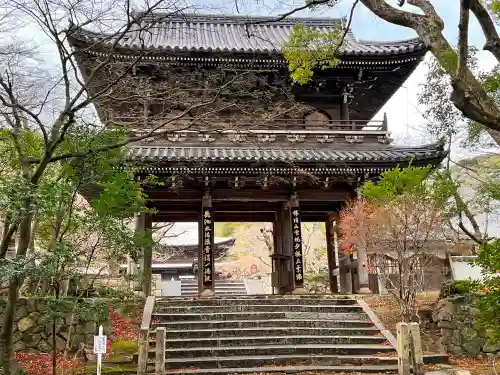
[109,116,388,132]
[107,116,391,145]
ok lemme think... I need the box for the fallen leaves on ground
[14,307,140,374]
[14,352,82,375]
[108,308,140,342]
[228,372,387,375]
[363,293,443,353]
[449,355,499,375]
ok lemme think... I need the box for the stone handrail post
[397,322,423,375]
[155,327,166,374]
[137,296,156,375]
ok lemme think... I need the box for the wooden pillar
[199,193,215,296]
[271,218,281,295]
[325,213,339,293]
[290,194,306,294]
[272,204,293,295]
[341,89,350,126]
[382,112,388,131]
[356,192,371,294]
[136,213,153,297]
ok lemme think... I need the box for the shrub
[96,287,133,299]
[439,279,478,298]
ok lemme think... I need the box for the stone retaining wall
[433,295,499,356]
[0,298,109,353]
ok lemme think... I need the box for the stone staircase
[181,279,248,296]
[144,295,399,374]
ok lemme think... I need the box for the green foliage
[477,239,500,273]
[474,281,500,343]
[283,24,341,84]
[490,1,500,16]
[467,241,500,343]
[96,287,134,300]
[214,222,244,237]
[92,170,146,219]
[361,164,454,205]
[0,124,151,299]
[439,279,479,299]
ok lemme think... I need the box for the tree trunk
[0,201,33,374]
[24,218,40,294]
[0,280,20,374]
[0,213,16,259]
[52,318,57,375]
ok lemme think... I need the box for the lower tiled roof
[129,145,445,164]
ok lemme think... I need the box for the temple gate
[69,13,446,296]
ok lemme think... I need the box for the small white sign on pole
[93,325,107,375]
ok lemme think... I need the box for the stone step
[162,354,398,370]
[140,354,448,372]
[152,311,367,322]
[182,279,245,284]
[158,344,395,359]
[181,291,247,296]
[180,286,246,290]
[182,285,246,290]
[155,304,364,314]
[157,365,398,374]
[152,319,374,330]
[160,366,397,374]
[156,297,358,306]
[181,291,247,295]
[152,326,380,339]
[154,335,389,349]
[181,290,246,292]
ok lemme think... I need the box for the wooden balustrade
[109,116,387,132]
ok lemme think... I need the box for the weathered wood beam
[145,188,354,202]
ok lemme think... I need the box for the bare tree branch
[469,0,500,61]
[333,0,360,55]
[457,0,470,81]
[361,0,500,134]
[458,212,483,245]
[245,0,336,25]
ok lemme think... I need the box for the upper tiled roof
[72,13,427,57]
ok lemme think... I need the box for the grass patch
[77,363,136,375]
[111,339,138,353]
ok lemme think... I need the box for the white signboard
[93,335,107,354]
[93,326,106,375]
